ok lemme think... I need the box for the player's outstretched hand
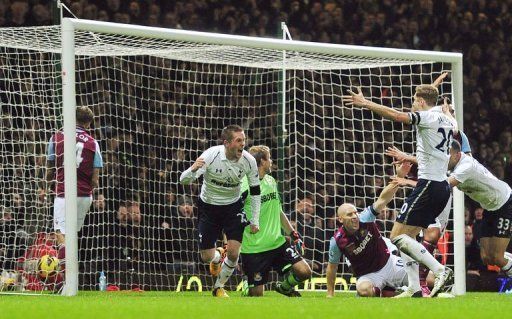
[341,87,367,108]
[396,161,413,178]
[432,71,449,88]
[249,224,259,234]
[385,146,412,164]
[191,157,205,172]
[390,176,417,188]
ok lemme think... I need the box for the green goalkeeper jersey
[240,174,286,254]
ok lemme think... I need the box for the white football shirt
[410,106,457,181]
[450,153,511,211]
[180,145,260,205]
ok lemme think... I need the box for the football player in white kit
[343,84,457,297]
[446,140,512,278]
[180,125,261,297]
[385,100,472,296]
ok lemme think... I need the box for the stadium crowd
[1,0,512,291]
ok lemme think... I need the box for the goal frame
[61,18,464,296]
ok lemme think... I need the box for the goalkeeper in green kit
[240,145,312,297]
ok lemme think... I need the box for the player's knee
[424,228,441,243]
[294,262,312,280]
[356,281,375,297]
[226,251,240,264]
[225,244,241,262]
[200,250,214,263]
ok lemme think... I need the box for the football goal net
[0,18,464,296]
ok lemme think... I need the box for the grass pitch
[1,291,510,319]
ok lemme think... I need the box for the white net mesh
[0,24,455,293]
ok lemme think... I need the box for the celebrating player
[326,163,411,297]
[180,125,261,297]
[46,106,103,263]
[385,101,471,296]
[445,141,512,277]
[343,83,456,297]
[240,145,311,297]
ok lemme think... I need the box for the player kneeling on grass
[240,145,312,297]
[326,163,412,298]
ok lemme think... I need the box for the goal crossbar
[53,18,464,296]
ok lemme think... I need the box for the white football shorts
[357,254,408,290]
[428,193,453,234]
[53,196,92,234]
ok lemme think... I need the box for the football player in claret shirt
[46,106,103,278]
[326,163,411,298]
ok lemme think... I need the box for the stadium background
[1,0,512,292]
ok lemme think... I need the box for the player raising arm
[180,125,261,297]
[326,163,412,298]
[240,145,312,297]
[385,99,472,296]
[342,84,457,297]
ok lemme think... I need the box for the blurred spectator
[291,196,324,273]
[107,193,144,289]
[158,195,197,273]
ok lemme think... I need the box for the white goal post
[61,18,464,297]
[0,18,464,296]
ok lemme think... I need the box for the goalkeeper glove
[291,231,305,255]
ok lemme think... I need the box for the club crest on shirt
[253,272,262,282]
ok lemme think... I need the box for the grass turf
[1,291,511,319]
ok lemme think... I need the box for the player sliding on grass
[180,125,261,297]
[343,83,456,297]
[240,145,312,297]
[326,163,412,298]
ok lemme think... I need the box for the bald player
[326,163,412,297]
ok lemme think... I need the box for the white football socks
[401,252,420,292]
[214,258,237,288]
[393,234,444,275]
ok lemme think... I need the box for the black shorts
[241,242,303,286]
[197,197,247,250]
[396,179,451,228]
[481,194,512,238]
